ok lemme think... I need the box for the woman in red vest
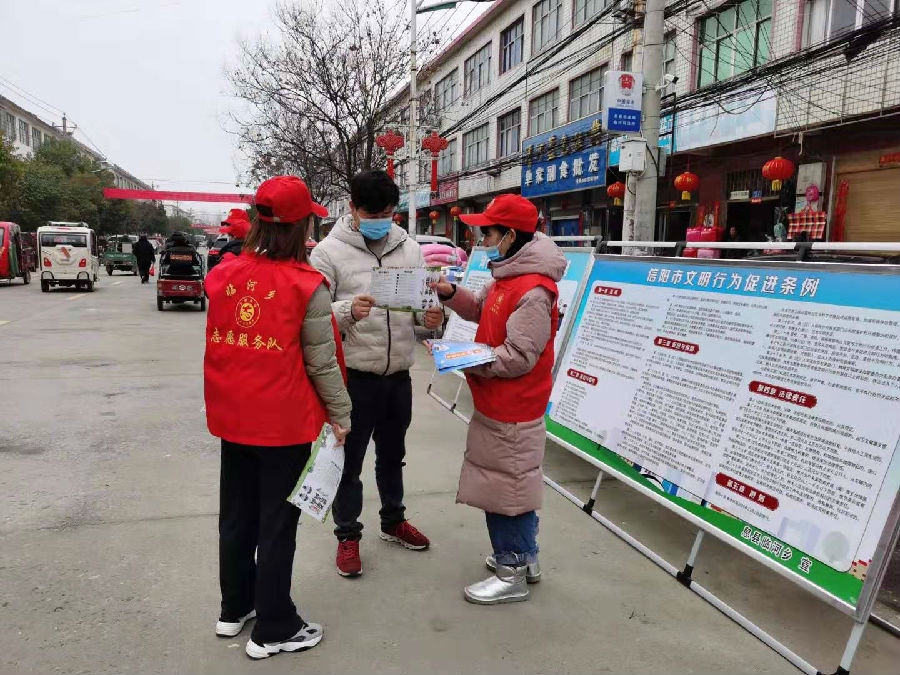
[433,194,566,605]
[204,176,351,659]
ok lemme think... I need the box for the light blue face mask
[358,217,392,240]
[485,232,510,262]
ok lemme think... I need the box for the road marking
[112,281,122,286]
[68,294,86,301]
[0,320,10,327]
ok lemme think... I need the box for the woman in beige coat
[433,194,566,605]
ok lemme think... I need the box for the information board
[442,248,492,344]
[548,255,900,610]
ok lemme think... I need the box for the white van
[38,223,100,292]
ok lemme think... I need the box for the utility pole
[622,0,664,249]
[407,0,420,233]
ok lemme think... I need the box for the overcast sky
[2,0,486,222]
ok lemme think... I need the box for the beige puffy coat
[310,216,426,375]
[443,234,567,515]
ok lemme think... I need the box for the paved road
[0,274,898,674]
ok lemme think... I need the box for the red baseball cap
[220,208,252,238]
[458,194,538,233]
[255,175,328,223]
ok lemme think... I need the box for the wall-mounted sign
[602,71,643,134]
[431,179,459,206]
[521,113,607,198]
[730,190,750,201]
[878,151,900,168]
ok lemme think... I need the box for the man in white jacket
[311,170,443,578]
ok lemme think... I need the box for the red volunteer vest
[467,273,559,423]
[204,252,346,446]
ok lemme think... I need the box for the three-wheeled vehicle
[102,234,138,276]
[0,222,34,285]
[38,223,100,292]
[157,246,205,311]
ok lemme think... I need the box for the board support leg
[676,530,705,587]
[816,620,867,675]
[426,368,458,412]
[583,470,604,513]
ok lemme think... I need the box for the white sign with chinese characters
[602,70,644,133]
[549,257,900,574]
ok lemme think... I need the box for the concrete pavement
[0,274,898,674]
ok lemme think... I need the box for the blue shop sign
[521,113,608,199]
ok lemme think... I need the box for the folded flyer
[425,339,496,373]
[287,424,344,522]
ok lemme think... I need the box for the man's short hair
[350,170,400,214]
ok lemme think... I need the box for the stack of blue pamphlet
[424,340,496,374]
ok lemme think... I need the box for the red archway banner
[103,188,253,204]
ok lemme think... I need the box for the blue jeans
[485,511,539,567]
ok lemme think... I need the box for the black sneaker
[245,622,324,659]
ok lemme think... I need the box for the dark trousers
[219,439,310,644]
[332,369,412,541]
[137,260,152,283]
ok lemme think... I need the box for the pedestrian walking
[431,194,566,605]
[204,175,352,659]
[310,169,444,578]
[133,234,155,283]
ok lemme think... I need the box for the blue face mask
[485,232,510,262]
[358,217,392,240]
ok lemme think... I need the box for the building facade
[0,94,149,192]
[371,0,898,247]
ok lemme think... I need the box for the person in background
[204,175,351,660]
[310,170,444,578]
[133,234,155,283]
[431,194,566,605]
[723,225,745,259]
[211,208,252,270]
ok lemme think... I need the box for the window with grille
[664,33,677,77]
[32,128,42,149]
[463,124,490,168]
[532,0,562,53]
[802,0,896,47]
[569,67,605,121]
[574,0,607,26]
[529,89,559,135]
[500,18,524,73]
[697,0,772,88]
[464,43,492,96]
[18,119,29,146]
[435,70,458,113]
[498,109,521,158]
[2,112,15,142]
[439,139,458,176]
[620,50,633,71]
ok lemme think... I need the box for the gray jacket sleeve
[467,286,554,380]
[442,281,493,323]
[302,284,352,428]
[310,244,356,332]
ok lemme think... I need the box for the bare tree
[229,0,409,203]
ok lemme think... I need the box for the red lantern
[421,132,450,193]
[392,213,403,224]
[449,205,462,218]
[375,130,405,180]
[429,210,440,222]
[674,171,700,201]
[607,181,626,206]
[762,156,794,191]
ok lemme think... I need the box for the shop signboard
[431,179,459,206]
[547,255,900,612]
[521,113,607,199]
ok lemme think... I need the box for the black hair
[350,170,400,214]
[481,225,535,260]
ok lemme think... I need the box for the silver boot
[464,563,529,605]
[486,554,541,583]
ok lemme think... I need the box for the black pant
[332,369,412,541]
[219,439,310,644]
[137,260,152,282]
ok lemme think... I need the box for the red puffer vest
[204,252,345,446]
[467,273,558,423]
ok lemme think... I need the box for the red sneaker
[336,540,362,577]
[380,521,430,550]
